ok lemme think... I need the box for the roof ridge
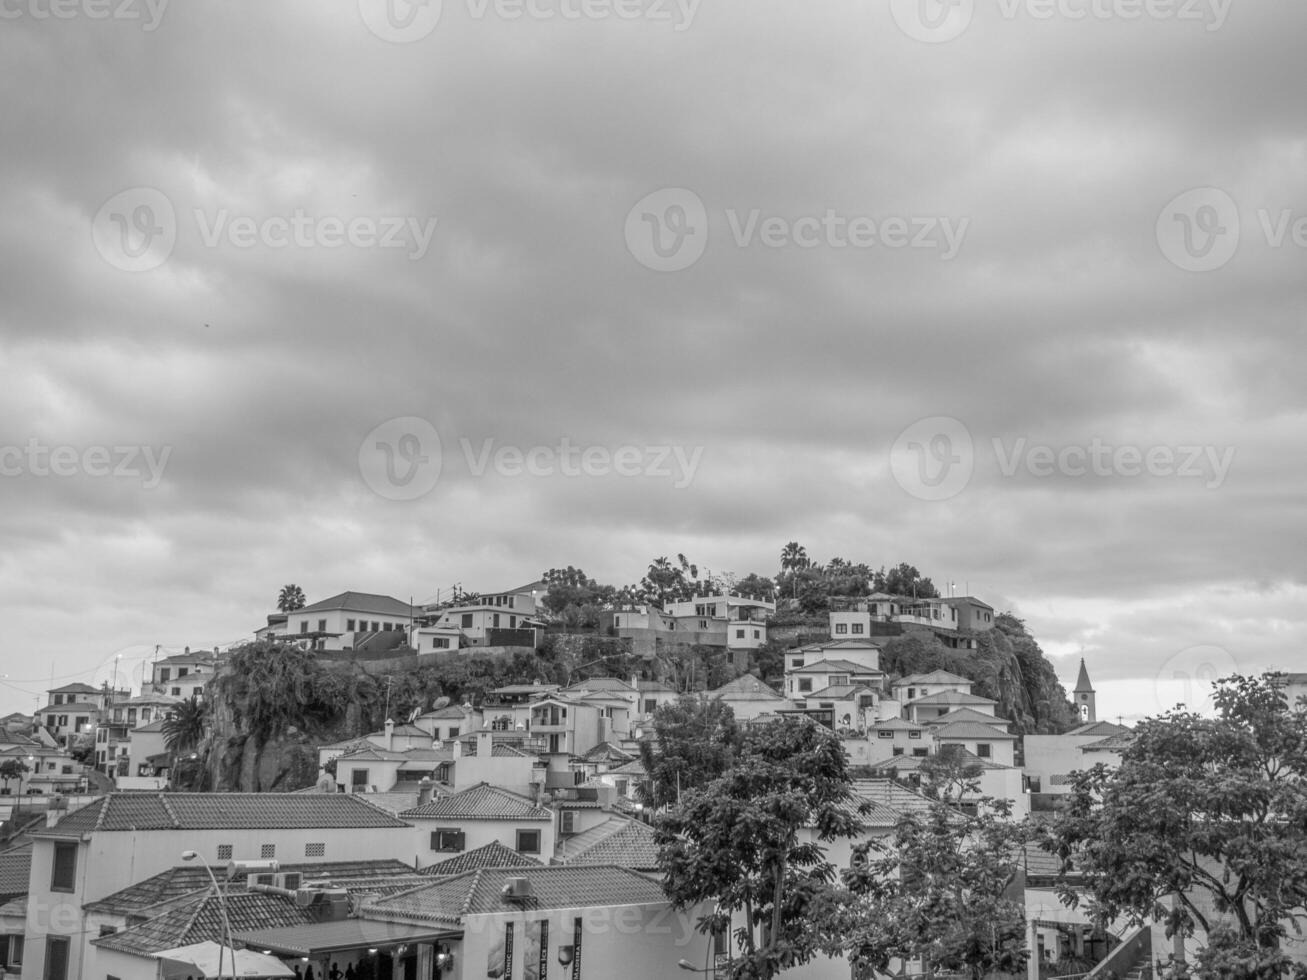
[156,792,181,828]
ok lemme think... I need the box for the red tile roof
[555,818,660,871]
[33,792,411,838]
[92,892,320,957]
[420,841,542,876]
[399,783,551,822]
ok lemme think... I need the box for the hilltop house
[708,675,795,722]
[266,591,418,654]
[606,591,777,657]
[413,581,547,651]
[400,783,555,867]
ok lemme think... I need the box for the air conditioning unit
[500,878,534,902]
[274,872,303,891]
[253,873,276,887]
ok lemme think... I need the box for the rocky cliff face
[880,615,1078,734]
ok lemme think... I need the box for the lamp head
[181,850,198,861]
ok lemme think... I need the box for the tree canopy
[1044,673,1307,980]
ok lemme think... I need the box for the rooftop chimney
[385,718,395,751]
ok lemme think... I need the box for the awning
[154,941,295,979]
[234,920,458,957]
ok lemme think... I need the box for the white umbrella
[154,941,297,979]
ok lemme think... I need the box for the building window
[432,829,465,852]
[736,629,745,639]
[912,748,929,757]
[171,688,181,696]
[643,699,657,714]
[790,658,803,668]
[909,730,921,739]
[798,679,813,693]
[976,743,992,758]
[892,747,905,757]
[877,730,893,739]
[351,769,369,788]
[461,614,473,628]
[516,830,541,854]
[7,934,23,966]
[434,637,450,649]
[305,843,326,857]
[371,621,380,632]
[754,630,761,639]
[347,619,356,631]
[907,688,915,700]
[44,937,69,980]
[50,842,77,892]
[300,621,308,633]
[851,623,864,634]
[317,619,327,632]
[98,926,117,937]
[260,844,276,859]
[217,844,233,860]
[835,623,848,635]
[159,668,171,682]
[448,727,459,738]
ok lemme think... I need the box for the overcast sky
[2,0,1303,722]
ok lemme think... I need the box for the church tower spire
[1073,657,1096,723]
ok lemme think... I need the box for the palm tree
[162,696,208,756]
[779,542,809,599]
[277,584,306,612]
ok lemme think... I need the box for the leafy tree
[1044,673,1307,980]
[832,797,1029,980]
[277,584,306,612]
[0,758,29,794]
[655,717,866,979]
[874,563,939,598]
[638,696,741,808]
[779,542,810,575]
[162,696,208,756]
[734,573,776,600]
[639,554,702,607]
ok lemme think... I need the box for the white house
[399,782,555,867]
[269,591,417,653]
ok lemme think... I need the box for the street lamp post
[181,852,279,980]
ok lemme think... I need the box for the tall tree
[1044,673,1307,980]
[162,695,208,756]
[277,583,306,612]
[831,798,1029,980]
[656,717,866,980]
[638,696,740,808]
[0,758,29,795]
[875,563,939,598]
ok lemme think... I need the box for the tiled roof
[490,744,535,759]
[637,680,676,693]
[48,683,100,695]
[33,792,412,838]
[421,841,542,875]
[292,591,417,618]
[711,675,787,701]
[851,778,936,816]
[908,691,997,706]
[927,708,1008,727]
[365,866,669,925]
[893,670,974,687]
[1064,721,1129,738]
[869,717,927,731]
[92,892,319,957]
[420,706,468,720]
[36,701,100,714]
[556,818,660,871]
[400,783,551,822]
[804,684,877,699]
[0,845,31,899]
[866,749,1009,772]
[563,677,637,694]
[1081,732,1135,752]
[579,741,634,764]
[337,746,411,763]
[789,659,881,674]
[153,652,216,665]
[132,719,168,733]
[933,721,1017,740]
[606,759,647,777]
[84,859,418,917]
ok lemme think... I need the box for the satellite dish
[433,696,451,710]
[407,705,421,723]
